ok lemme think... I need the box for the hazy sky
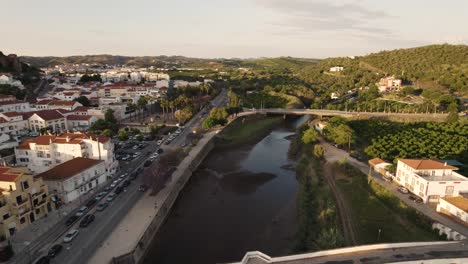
[1,0,467,58]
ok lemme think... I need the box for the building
[66,115,97,131]
[25,109,67,133]
[15,132,117,174]
[0,95,16,102]
[395,159,468,203]
[330,92,339,100]
[0,166,52,238]
[368,158,392,176]
[0,112,29,136]
[0,99,31,113]
[314,121,328,133]
[330,66,344,72]
[437,196,468,226]
[36,157,108,204]
[378,76,402,92]
[35,99,82,111]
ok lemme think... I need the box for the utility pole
[348,135,351,153]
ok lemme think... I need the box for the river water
[144,117,307,264]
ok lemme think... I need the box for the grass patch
[215,115,282,148]
[336,164,442,244]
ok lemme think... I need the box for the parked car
[157,140,162,145]
[86,199,97,207]
[398,187,409,194]
[157,148,164,154]
[79,214,95,228]
[65,215,79,226]
[75,206,88,217]
[129,173,137,180]
[63,229,79,243]
[96,202,108,211]
[409,195,423,203]
[47,244,63,258]
[138,184,147,192]
[144,160,152,167]
[95,192,106,200]
[114,186,123,194]
[106,193,116,202]
[123,180,131,187]
[35,256,50,264]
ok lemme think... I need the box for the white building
[437,196,468,225]
[15,132,117,174]
[34,100,82,111]
[0,100,31,113]
[378,76,402,92]
[155,80,169,88]
[330,92,339,100]
[0,112,29,136]
[330,66,344,72]
[130,72,142,82]
[36,157,108,203]
[395,159,468,203]
[66,115,97,132]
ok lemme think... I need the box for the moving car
[123,180,131,187]
[114,186,123,195]
[65,215,79,226]
[106,193,116,202]
[96,202,108,211]
[398,187,409,194]
[144,160,152,167]
[157,148,164,154]
[79,214,95,228]
[157,140,162,145]
[75,206,88,217]
[63,229,79,243]
[47,244,63,258]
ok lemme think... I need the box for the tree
[302,128,318,144]
[137,96,148,117]
[174,108,192,124]
[446,102,459,123]
[331,124,354,147]
[118,130,129,141]
[228,89,241,107]
[79,74,102,83]
[136,134,144,141]
[102,129,112,137]
[74,96,90,107]
[202,117,217,129]
[313,145,325,159]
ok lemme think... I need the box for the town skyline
[2,0,467,58]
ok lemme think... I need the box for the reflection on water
[144,117,308,264]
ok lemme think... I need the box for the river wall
[111,132,216,264]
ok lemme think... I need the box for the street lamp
[377,228,382,242]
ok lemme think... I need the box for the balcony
[12,198,29,208]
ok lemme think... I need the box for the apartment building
[35,99,82,111]
[395,159,468,203]
[15,132,117,174]
[66,115,97,132]
[0,100,31,113]
[36,157,108,203]
[0,112,29,136]
[25,110,67,133]
[0,166,51,238]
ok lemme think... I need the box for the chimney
[444,162,447,166]
[66,136,70,143]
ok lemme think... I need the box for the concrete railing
[230,241,459,264]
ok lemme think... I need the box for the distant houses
[378,76,402,93]
[330,66,344,72]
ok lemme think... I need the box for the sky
[1,0,467,58]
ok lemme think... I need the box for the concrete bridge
[238,108,456,120]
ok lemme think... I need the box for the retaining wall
[111,133,216,264]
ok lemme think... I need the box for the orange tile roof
[0,100,26,106]
[22,132,110,147]
[0,167,22,182]
[1,111,21,117]
[442,196,468,212]
[35,157,103,181]
[32,110,64,121]
[369,158,389,166]
[399,159,458,171]
[67,115,93,121]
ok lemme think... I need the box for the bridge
[238,108,457,120]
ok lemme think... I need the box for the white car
[156,140,162,145]
[106,193,116,202]
[75,206,88,217]
[63,229,79,243]
[110,182,117,188]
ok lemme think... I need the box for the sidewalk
[88,131,216,264]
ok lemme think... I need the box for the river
[144,116,308,264]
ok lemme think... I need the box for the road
[318,138,468,238]
[13,89,228,264]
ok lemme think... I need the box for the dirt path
[322,161,358,246]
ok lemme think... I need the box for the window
[22,181,29,190]
[411,178,415,186]
[445,186,454,196]
[420,183,424,192]
[3,214,9,220]
[20,217,25,224]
